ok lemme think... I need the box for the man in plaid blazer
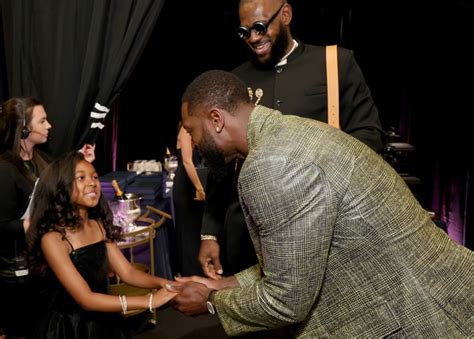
[169,70,473,337]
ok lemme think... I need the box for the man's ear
[210,108,224,133]
[281,3,292,25]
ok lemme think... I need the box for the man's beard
[198,130,228,181]
[250,23,290,70]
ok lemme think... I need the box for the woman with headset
[0,96,52,338]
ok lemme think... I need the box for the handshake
[165,273,237,316]
[164,234,232,315]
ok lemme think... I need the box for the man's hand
[167,281,211,316]
[198,239,223,279]
[173,275,221,290]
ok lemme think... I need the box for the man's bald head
[182,70,250,117]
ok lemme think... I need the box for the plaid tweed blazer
[212,106,473,337]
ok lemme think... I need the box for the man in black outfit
[199,0,383,280]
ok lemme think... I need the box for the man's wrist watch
[206,290,217,315]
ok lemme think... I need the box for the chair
[140,204,172,230]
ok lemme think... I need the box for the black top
[0,160,33,280]
[32,240,132,339]
[234,43,383,151]
[23,160,39,180]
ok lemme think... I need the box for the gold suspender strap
[326,45,340,129]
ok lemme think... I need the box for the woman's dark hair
[0,96,49,183]
[27,152,121,264]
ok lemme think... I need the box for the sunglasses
[236,3,285,40]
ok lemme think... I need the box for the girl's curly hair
[27,152,121,269]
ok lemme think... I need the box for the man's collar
[275,39,299,67]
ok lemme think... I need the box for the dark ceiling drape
[0,0,164,156]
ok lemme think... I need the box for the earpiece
[19,109,49,140]
[21,114,30,139]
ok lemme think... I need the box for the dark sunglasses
[236,3,285,40]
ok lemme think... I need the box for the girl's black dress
[32,240,132,339]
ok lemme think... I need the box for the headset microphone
[20,113,49,140]
[29,130,49,139]
[21,114,30,139]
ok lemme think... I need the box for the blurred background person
[0,96,52,337]
[173,122,207,276]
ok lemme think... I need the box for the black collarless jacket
[234,42,383,151]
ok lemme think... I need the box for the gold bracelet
[200,234,217,241]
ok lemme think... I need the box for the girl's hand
[152,288,177,308]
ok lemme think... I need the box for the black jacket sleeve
[338,48,384,152]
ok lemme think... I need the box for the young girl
[28,152,176,338]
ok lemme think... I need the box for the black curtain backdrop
[0,0,164,159]
[114,0,246,171]
[0,5,6,102]
[345,1,474,248]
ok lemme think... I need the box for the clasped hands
[165,239,231,315]
[165,275,220,316]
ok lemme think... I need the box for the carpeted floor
[135,305,228,339]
